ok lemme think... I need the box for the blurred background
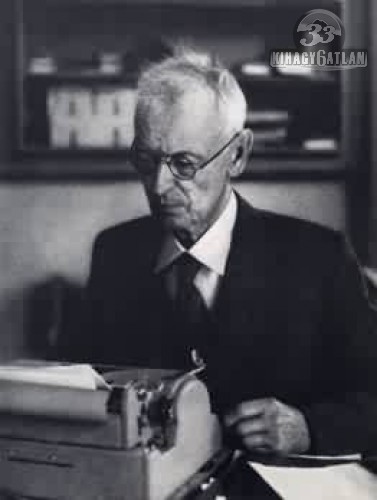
[0,0,375,360]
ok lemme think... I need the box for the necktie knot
[176,252,201,287]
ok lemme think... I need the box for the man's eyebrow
[135,146,204,160]
[170,150,204,160]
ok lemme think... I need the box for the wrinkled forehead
[134,86,224,151]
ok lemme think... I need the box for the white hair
[135,48,247,136]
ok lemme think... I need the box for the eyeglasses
[130,131,241,181]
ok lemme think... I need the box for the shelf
[24,73,136,85]
[6,152,345,182]
[237,75,338,87]
[15,146,340,159]
[18,0,339,7]
[25,72,338,88]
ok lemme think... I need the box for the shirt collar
[155,191,237,275]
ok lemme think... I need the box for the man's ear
[229,128,253,179]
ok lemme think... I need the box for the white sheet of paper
[249,462,377,500]
[0,362,109,390]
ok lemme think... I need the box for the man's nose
[152,160,175,196]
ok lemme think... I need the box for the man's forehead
[135,88,222,150]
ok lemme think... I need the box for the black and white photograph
[0,0,375,498]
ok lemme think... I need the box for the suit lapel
[214,195,271,344]
[204,196,278,406]
[134,219,172,310]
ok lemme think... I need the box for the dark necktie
[174,253,209,351]
[170,252,211,372]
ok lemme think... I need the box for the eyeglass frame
[130,131,242,181]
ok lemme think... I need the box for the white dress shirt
[155,191,237,309]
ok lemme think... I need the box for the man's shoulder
[256,206,340,240]
[97,215,155,238]
[93,215,158,253]
[238,198,345,258]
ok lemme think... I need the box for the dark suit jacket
[63,194,377,455]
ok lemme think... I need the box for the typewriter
[0,363,226,500]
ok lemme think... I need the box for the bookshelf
[14,0,356,179]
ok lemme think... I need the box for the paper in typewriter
[0,361,110,389]
[0,361,110,422]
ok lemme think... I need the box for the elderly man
[70,50,377,459]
